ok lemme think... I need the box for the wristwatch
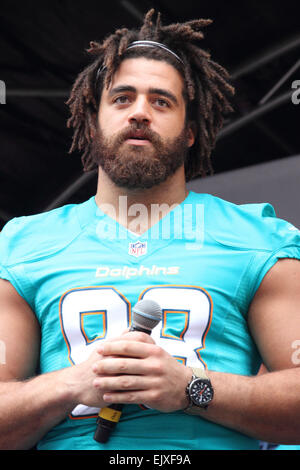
[184,367,214,414]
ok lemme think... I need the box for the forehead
[104,57,185,97]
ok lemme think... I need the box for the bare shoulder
[0,279,40,381]
[248,258,300,371]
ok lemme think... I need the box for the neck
[94,166,188,235]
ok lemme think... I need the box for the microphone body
[94,299,162,443]
[93,403,123,443]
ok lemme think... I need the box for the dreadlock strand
[154,11,162,40]
[185,19,213,30]
[103,29,130,87]
[118,34,130,57]
[87,41,102,55]
[163,23,205,43]
[139,8,156,38]
[176,49,195,101]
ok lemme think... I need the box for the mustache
[113,123,162,146]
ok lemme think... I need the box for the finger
[98,340,155,358]
[101,389,160,408]
[94,331,154,354]
[107,330,154,343]
[93,356,146,376]
[103,391,146,404]
[119,331,155,344]
[94,373,153,392]
[121,328,130,335]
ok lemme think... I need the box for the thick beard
[90,123,189,189]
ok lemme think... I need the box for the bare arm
[0,280,107,450]
[91,258,300,444]
[195,258,300,444]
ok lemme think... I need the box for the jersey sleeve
[242,210,300,305]
[0,261,11,282]
[0,223,9,281]
[0,217,32,302]
[251,226,300,297]
[0,204,84,310]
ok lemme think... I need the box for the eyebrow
[108,85,179,106]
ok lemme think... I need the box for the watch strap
[190,367,209,380]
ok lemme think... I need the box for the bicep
[0,279,40,381]
[248,258,300,372]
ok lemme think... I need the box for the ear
[187,121,196,148]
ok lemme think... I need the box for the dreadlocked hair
[66,8,235,180]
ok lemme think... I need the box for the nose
[127,96,151,126]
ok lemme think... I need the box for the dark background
[0,0,299,229]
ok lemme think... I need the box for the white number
[60,287,130,365]
[59,285,212,418]
[140,286,212,367]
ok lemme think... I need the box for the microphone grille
[131,299,162,332]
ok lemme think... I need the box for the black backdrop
[0,0,299,228]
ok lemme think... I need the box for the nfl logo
[128,240,147,257]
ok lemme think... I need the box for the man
[0,9,300,450]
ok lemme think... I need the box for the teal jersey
[276,445,300,450]
[0,191,299,450]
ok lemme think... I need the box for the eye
[154,97,170,108]
[114,95,131,105]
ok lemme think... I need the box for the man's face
[91,57,195,189]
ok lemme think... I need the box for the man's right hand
[60,329,156,411]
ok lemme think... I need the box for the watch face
[189,379,214,407]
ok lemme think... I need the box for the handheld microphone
[94,298,162,443]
